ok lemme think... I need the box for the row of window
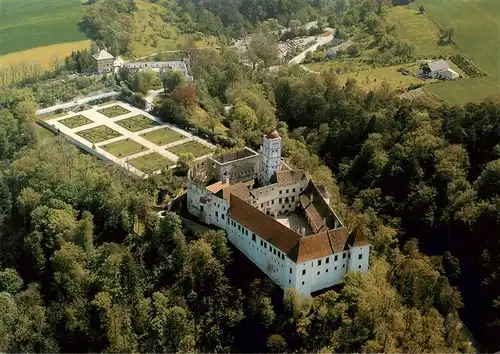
[259,195,299,209]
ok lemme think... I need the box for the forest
[1,0,499,352]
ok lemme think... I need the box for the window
[317,271,320,275]
[289,267,292,274]
[264,243,267,249]
[318,260,322,266]
[311,262,314,267]
[260,240,263,246]
[293,188,295,193]
[289,279,291,284]
[286,189,289,194]
[300,188,303,192]
[326,269,329,273]
[279,198,282,203]
[237,225,240,231]
[335,266,337,270]
[326,257,330,264]
[281,254,285,260]
[279,190,282,195]
[334,255,338,261]
[274,249,277,255]
[302,269,306,275]
[252,234,256,242]
[343,264,345,268]
[200,205,204,212]
[271,200,274,205]
[358,254,363,260]
[221,214,225,220]
[358,265,362,269]
[302,281,305,285]
[343,252,346,259]
[215,211,218,218]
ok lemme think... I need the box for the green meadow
[0,0,87,55]
[400,0,500,103]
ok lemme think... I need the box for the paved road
[288,29,334,65]
[36,91,120,116]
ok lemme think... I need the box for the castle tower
[261,130,282,184]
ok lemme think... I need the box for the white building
[93,49,115,74]
[187,130,370,297]
[424,59,460,80]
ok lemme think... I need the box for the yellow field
[0,40,90,70]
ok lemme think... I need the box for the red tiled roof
[295,228,349,263]
[276,170,306,186]
[300,194,326,233]
[206,181,229,193]
[228,194,300,254]
[217,182,250,201]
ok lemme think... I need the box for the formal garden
[59,115,93,129]
[100,138,147,158]
[97,105,131,118]
[127,152,174,174]
[115,114,160,132]
[140,126,186,146]
[76,125,122,143]
[167,140,214,158]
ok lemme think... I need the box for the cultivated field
[140,127,187,146]
[167,140,214,158]
[127,152,174,174]
[0,40,91,71]
[0,0,87,55]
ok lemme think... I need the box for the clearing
[127,152,174,174]
[101,139,147,158]
[167,140,214,158]
[59,115,93,129]
[0,0,87,55]
[140,127,187,146]
[97,105,131,118]
[115,115,160,132]
[130,0,219,58]
[77,126,122,144]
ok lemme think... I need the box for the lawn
[97,105,131,118]
[59,115,93,129]
[36,125,57,142]
[100,139,148,158]
[127,152,174,174]
[387,6,458,58]
[77,125,122,144]
[140,127,187,146]
[115,114,160,132]
[0,0,87,55]
[167,140,214,158]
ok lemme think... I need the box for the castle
[186,130,370,297]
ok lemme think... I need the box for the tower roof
[93,49,114,60]
[265,130,280,139]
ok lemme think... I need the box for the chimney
[323,218,327,227]
[310,193,314,203]
[274,211,278,219]
[301,227,306,236]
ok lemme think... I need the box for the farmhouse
[93,49,115,74]
[187,130,370,297]
[423,59,460,80]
